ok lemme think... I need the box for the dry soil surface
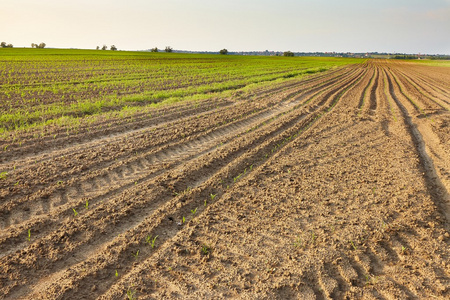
[0,60,449,299]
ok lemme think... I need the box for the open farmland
[0,50,449,299]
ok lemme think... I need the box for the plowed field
[1,59,449,299]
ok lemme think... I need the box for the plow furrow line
[0,68,362,254]
[1,67,360,209]
[78,66,367,300]
[0,68,366,298]
[386,70,450,221]
[358,65,376,110]
[394,68,449,111]
[0,67,354,175]
[0,68,351,167]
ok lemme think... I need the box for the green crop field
[0,48,363,135]
[412,59,450,68]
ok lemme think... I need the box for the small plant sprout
[311,232,316,244]
[204,199,207,207]
[27,229,31,242]
[115,270,119,277]
[132,250,139,259]
[191,208,197,215]
[201,245,210,255]
[85,200,89,210]
[401,246,407,255]
[72,208,78,217]
[182,216,186,223]
[151,236,158,248]
[127,287,137,300]
[365,274,379,286]
[0,172,8,180]
[210,193,216,201]
[146,235,158,248]
[350,240,357,251]
[293,236,302,248]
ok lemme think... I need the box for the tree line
[1,42,13,48]
[1,42,47,48]
[96,45,117,51]
[31,43,46,48]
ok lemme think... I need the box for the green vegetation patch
[0,48,364,134]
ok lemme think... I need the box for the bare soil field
[0,60,449,299]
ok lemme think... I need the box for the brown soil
[0,60,449,299]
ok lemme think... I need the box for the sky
[1,0,449,54]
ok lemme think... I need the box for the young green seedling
[210,193,216,201]
[127,287,137,300]
[201,245,210,255]
[293,236,302,248]
[311,232,316,244]
[132,250,139,259]
[182,216,185,223]
[115,270,119,277]
[27,229,31,242]
[191,208,197,215]
[146,235,158,248]
[72,208,78,217]
[85,200,89,210]
[350,240,357,251]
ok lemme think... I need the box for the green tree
[101,45,107,50]
[283,51,294,57]
[0,42,6,48]
[165,46,173,53]
[151,47,158,52]
[219,49,228,55]
[110,45,117,51]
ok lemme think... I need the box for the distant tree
[6,44,13,48]
[150,47,158,52]
[101,45,107,50]
[31,43,36,48]
[219,49,228,55]
[283,51,294,57]
[165,46,173,53]
[96,46,100,50]
[110,45,117,51]
[38,42,46,49]
[0,42,6,48]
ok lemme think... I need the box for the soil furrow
[67,66,366,300]
[2,60,449,299]
[1,67,366,298]
[386,69,450,222]
[394,68,450,110]
[0,68,361,235]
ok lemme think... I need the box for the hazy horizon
[1,0,449,55]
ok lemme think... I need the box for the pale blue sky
[1,0,449,54]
